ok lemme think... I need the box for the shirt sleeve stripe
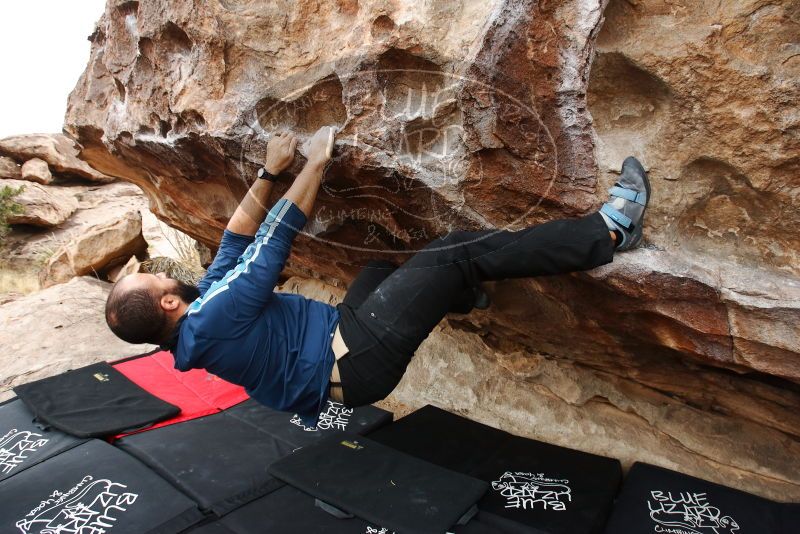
[188,199,294,315]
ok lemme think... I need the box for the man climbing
[105,125,650,428]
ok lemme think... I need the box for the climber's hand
[264,131,298,174]
[303,126,336,168]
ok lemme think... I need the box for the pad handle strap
[600,203,633,231]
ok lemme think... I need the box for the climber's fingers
[290,136,298,153]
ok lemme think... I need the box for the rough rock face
[591,1,800,278]
[1,178,78,227]
[38,209,147,288]
[0,276,156,402]
[0,134,115,183]
[65,0,799,499]
[107,254,142,283]
[0,156,21,179]
[2,181,195,276]
[20,158,53,185]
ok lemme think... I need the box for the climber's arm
[281,159,325,217]
[196,230,254,297]
[282,126,335,217]
[193,132,297,297]
[187,127,333,326]
[226,131,297,236]
[200,126,332,313]
[198,174,275,298]
[187,197,306,328]
[226,179,275,236]
[203,126,332,306]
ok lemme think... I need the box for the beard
[173,279,201,304]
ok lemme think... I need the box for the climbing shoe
[599,156,651,251]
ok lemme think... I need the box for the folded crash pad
[0,399,85,482]
[370,405,621,534]
[0,439,203,534]
[604,462,798,534]
[268,432,489,534]
[13,362,180,438]
[112,350,248,437]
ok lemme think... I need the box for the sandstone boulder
[0,276,156,402]
[1,178,78,227]
[0,156,21,179]
[38,209,148,288]
[0,133,114,183]
[2,181,197,276]
[140,208,201,263]
[20,158,53,185]
[107,254,141,282]
[62,0,800,499]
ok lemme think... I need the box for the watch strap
[257,167,278,182]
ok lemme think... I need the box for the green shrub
[0,184,25,245]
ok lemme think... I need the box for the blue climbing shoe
[599,156,651,251]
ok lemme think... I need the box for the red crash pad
[112,350,248,438]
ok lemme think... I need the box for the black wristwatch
[257,167,278,182]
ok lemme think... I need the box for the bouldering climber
[105,125,650,428]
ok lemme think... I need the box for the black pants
[335,211,615,407]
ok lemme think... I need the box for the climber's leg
[335,156,650,407]
[343,260,489,314]
[342,260,399,309]
[335,211,616,406]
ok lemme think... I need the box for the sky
[0,1,107,138]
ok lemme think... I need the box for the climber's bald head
[105,272,200,346]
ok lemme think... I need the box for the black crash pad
[0,439,203,534]
[0,399,85,482]
[369,403,508,474]
[603,462,799,534]
[471,436,621,533]
[370,405,622,534]
[269,432,488,534]
[14,362,180,438]
[183,521,238,534]
[117,399,392,516]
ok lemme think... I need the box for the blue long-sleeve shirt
[162,198,340,429]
